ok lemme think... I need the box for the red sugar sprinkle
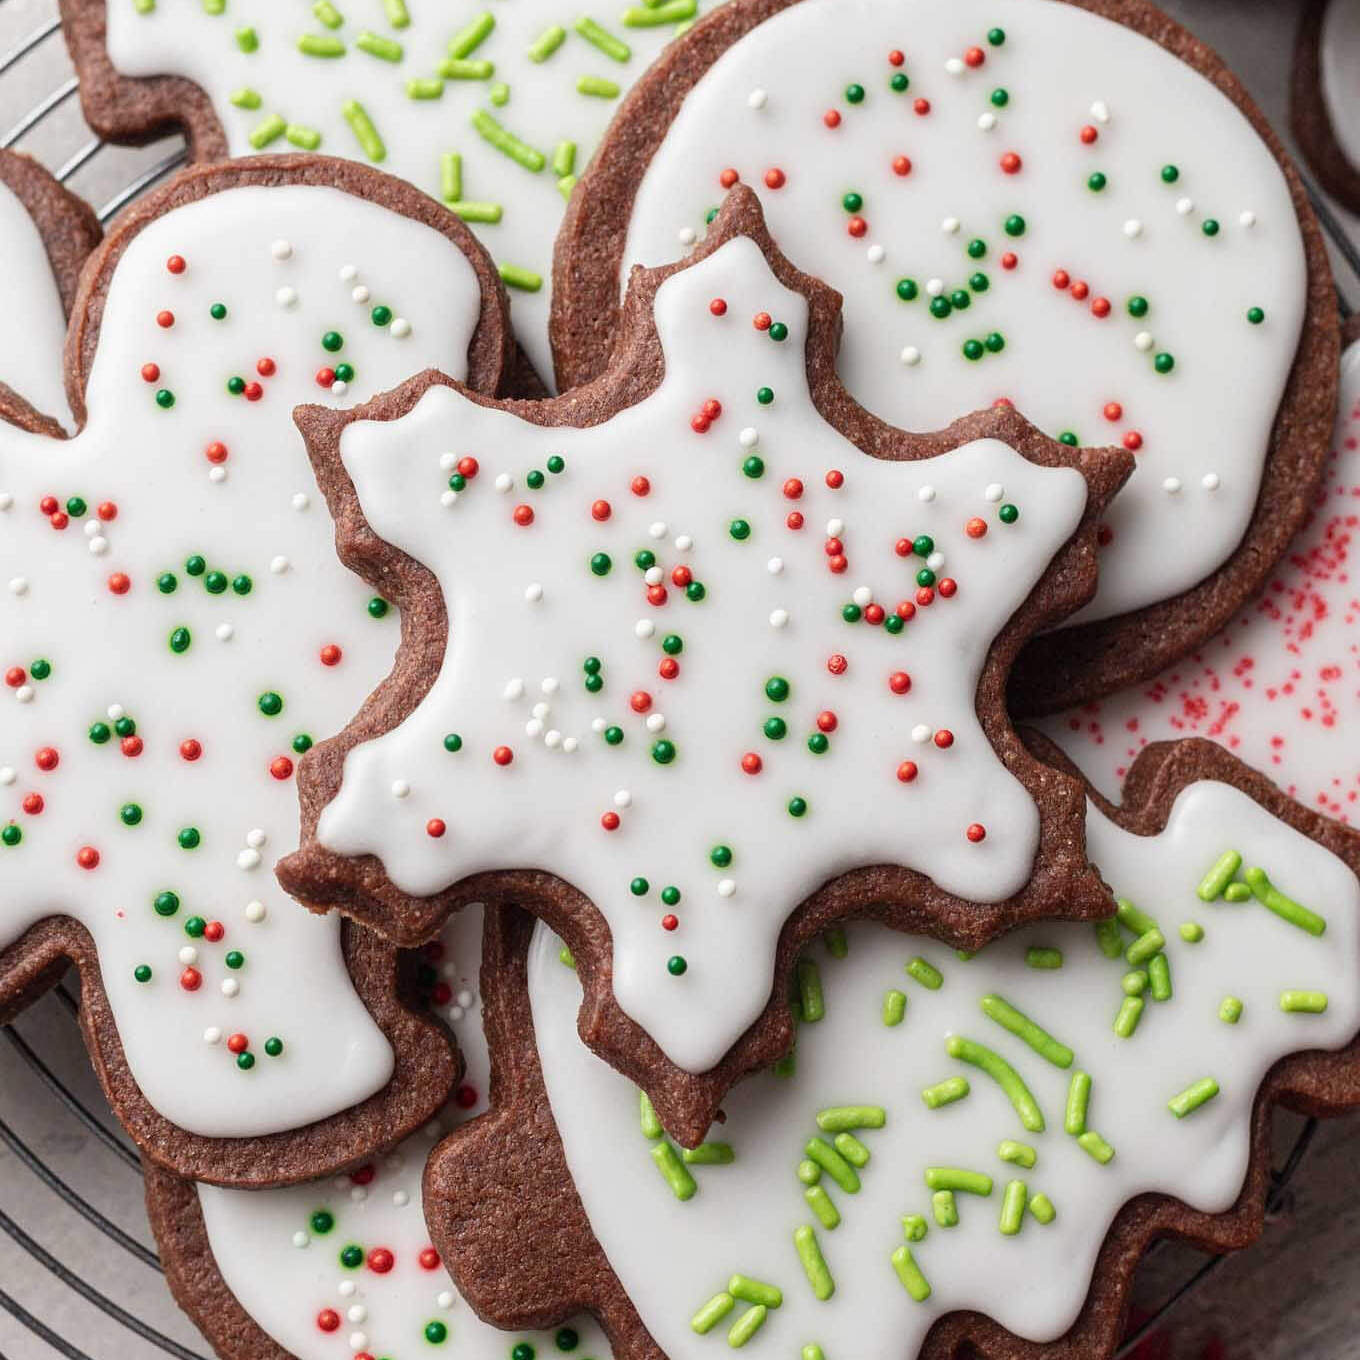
[938,577,957,598]
[1103,402,1123,422]
[108,573,131,595]
[824,537,843,557]
[226,1033,249,1054]
[741,752,763,775]
[662,914,679,931]
[351,1165,376,1185]
[691,413,711,433]
[156,310,174,329]
[203,921,224,942]
[1001,252,1018,270]
[39,496,57,515]
[512,503,534,527]
[671,564,692,586]
[753,311,772,331]
[35,747,58,772]
[256,356,276,377]
[320,643,342,666]
[315,367,336,388]
[659,657,680,680]
[916,586,935,606]
[896,599,916,621]
[179,967,202,992]
[1080,124,1098,144]
[964,45,985,67]
[1000,151,1022,174]
[894,537,911,557]
[888,670,912,695]
[864,603,885,624]
[631,476,651,496]
[965,516,988,538]
[1070,280,1089,302]
[166,255,186,275]
[1052,269,1070,290]
[764,167,786,189]
[205,441,228,463]
[492,745,514,766]
[847,216,867,237]
[591,498,612,521]
[646,584,669,606]
[827,654,848,675]
[702,398,722,420]
[1123,430,1143,452]
[892,155,912,176]
[22,794,42,815]
[601,810,621,831]
[5,667,24,686]
[966,822,987,843]
[888,48,904,65]
[457,456,479,478]
[719,167,739,188]
[786,511,805,530]
[1091,297,1111,318]
[179,739,202,761]
[817,710,839,733]
[140,363,160,383]
[934,729,955,749]
[913,98,931,115]
[120,735,142,757]
[76,846,100,870]
[828,555,848,574]
[419,1248,443,1269]
[709,297,727,316]
[783,478,804,500]
[49,511,69,530]
[630,690,653,713]
[826,469,844,489]
[243,381,263,402]
[269,756,294,780]
[823,109,842,128]
[426,818,446,838]
[317,1310,341,1334]
[453,1085,478,1110]
[897,760,919,783]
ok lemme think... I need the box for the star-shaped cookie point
[0,157,504,1182]
[279,185,1132,1143]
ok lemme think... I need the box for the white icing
[0,183,483,1137]
[0,178,76,430]
[1040,338,1360,813]
[316,234,1088,1073]
[530,782,1360,1357]
[1321,0,1360,172]
[105,0,713,385]
[620,0,1307,625]
[199,903,614,1360]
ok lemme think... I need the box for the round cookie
[0,155,510,1185]
[553,0,1339,712]
[275,186,1131,1146]
[425,737,1360,1360]
[61,0,717,387]
[1292,0,1360,217]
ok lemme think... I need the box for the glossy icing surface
[0,183,483,1136]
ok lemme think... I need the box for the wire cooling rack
[1,0,1359,1357]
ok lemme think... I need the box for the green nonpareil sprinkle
[407,77,444,99]
[1197,849,1242,900]
[883,989,907,1026]
[691,1293,734,1334]
[815,1105,885,1132]
[682,1142,734,1165]
[1029,1193,1057,1225]
[1147,952,1172,1002]
[1077,1130,1116,1164]
[472,110,545,170]
[577,75,620,97]
[793,1226,834,1300]
[622,0,697,24]
[440,57,495,78]
[235,26,258,52]
[1113,993,1145,1038]
[890,1246,932,1301]
[804,1138,859,1193]
[229,88,262,109]
[384,0,410,27]
[1180,922,1205,944]
[931,1189,958,1227]
[499,262,543,291]
[356,29,403,59]
[946,1035,1045,1132]
[1115,897,1158,936]
[313,1,344,27]
[905,956,943,990]
[341,100,386,161]
[639,1089,662,1139]
[1219,996,1243,1024]
[902,1214,928,1242]
[529,25,568,60]
[452,201,503,222]
[979,993,1074,1069]
[1224,881,1252,902]
[797,958,825,1022]
[728,1305,767,1348]
[804,1184,840,1228]
[1168,1077,1220,1119]
[440,151,462,201]
[1094,917,1124,959]
[298,32,346,56]
[651,1141,697,1199]
[249,113,287,149]
[921,1077,970,1109]
[1245,867,1327,936]
[575,15,631,60]
[1280,990,1329,1013]
[285,123,323,149]
[1025,947,1063,969]
[998,1140,1037,1169]
[924,1167,993,1196]
[1126,927,1166,967]
[999,1180,1028,1236]
[552,140,577,177]
[1064,1070,1091,1136]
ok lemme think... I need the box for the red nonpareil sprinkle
[964,45,985,66]
[492,745,513,766]
[1052,270,1070,290]
[630,690,652,713]
[719,167,739,188]
[828,555,847,574]
[691,413,710,433]
[888,48,904,65]
[896,599,916,620]
[914,98,931,115]
[892,155,912,177]
[1123,430,1143,451]
[827,654,848,675]
[426,818,446,838]
[591,498,612,521]
[863,603,885,624]
[419,1248,443,1269]
[753,312,772,331]
[601,810,620,831]
[1091,296,1111,318]
[631,475,650,496]
[269,756,294,780]
[1000,151,1022,174]
[824,109,842,128]
[203,920,224,942]
[368,1248,396,1274]
[826,469,844,489]
[5,667,24,687]
[120,735,143,757]
[457,456,479,478]
[1079,124,1098,144]
[783,478,804,500]
[1103,402,1123,422]
[180,967,202,991]
[671,564,692,586]
[244,381,263,402]
[1070,280,1089,302]
[824,537,843,557]
[888,671,912,694]
[659,657,680,680]
[166,255,186,275]
[205,441,228,464]
[897,760,919,783]
[76,845,100,870]
[646,584,669,606]
[35,747,58,772]
[350,1164,376,1185]
[22,793,43,815]
[180,738,202,761]
[965,516,988,539]
[764,167,786,189]
[512,504,534,527]
[915,586,935,606]
[938,577,957,598]
[320,643,342,666]
[702,398,722,420]
[315,367,336,388]
[786,511,804,530]
[662,913,679,931]
[256,356,276,377]
[156,310,174,329]
[226,1032,249,1054]
[966,822,987,843]
[140,362,160,383]
[817,710,838,733]
[934,729,955,749]
[317,1310,341,1334]
[847,216,867,237]
[1001,251,1018,270]
[49,511,69,530]
[709,297,727,316]
[453,1085,478,1110]
[894,537,911,557]
[741,751,763,775]
[39,496,58,515]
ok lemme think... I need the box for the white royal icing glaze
[1321,0,1360,173]
[620,0,1307,626]
[199,903,614,1360]
[0,177,77,431]
[0,183,485,1137]
[1040,338,1360,815]
[315,234,1089,1074]
[530,782,1360,1358]
[105,0,713,385]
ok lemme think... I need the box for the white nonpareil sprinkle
[1175,197,1194,216]
[900,346,921,367]
[524,582,543,602]
[291,492,310,511]
[245,900,267,922]
[351,285,371,304]
[1090,100,1111,123]
[1134,331,1154,352]
[1123,219,1143,239]
[767,556,784,575]
[984,483,1004,502]
[275,286,298,308]
[977,112,997,131]
[270,239,293,261]
[504,678,525,700]
[852,585,872,607]
[204,1027,222,1045]
[678,226,697,247]
[1202,472,1221,491]
[392,779,411,798]
[221,978,240,998]
[747,88,767,109]
[912,724,933,743]
[717,879,737,897]
[390,318,412,338]
[635,619,655,639]
[738,426,759,448]
[1162,477,1182,494]
[867,244,885,263]
[215,623,234,642]
[770,608,789,628]
[495,473,513,492]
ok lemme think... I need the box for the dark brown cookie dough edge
[1290,0,1360,216]
[0,915,462,1189]
[550,0,1340,717]
[275,184,1133,1147]
[0,148,101,435]
[422,735,1360,1360]
[62,153,513,430]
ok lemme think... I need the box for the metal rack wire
[0,1,1357,1357]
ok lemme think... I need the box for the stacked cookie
[2,2,1358,1358]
